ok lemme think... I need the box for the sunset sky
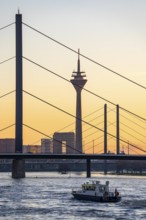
[0,0,146,154]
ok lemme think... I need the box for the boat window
[82,184,96,191]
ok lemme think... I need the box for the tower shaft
[76,90,82,153]
[15,12,23,153]
[71,50,87,153]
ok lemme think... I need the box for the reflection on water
[0,172,146,219]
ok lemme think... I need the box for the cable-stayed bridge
[0,12,146,178]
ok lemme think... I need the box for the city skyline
[0,1,146,154]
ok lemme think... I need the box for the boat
[61,171,67,175]
[72,180,121,202]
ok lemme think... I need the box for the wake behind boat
[72,180,121,203]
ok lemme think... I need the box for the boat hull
[72,193,121,203]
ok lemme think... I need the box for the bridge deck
[0,154,145,160]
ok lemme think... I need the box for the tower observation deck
[70,49,87,153]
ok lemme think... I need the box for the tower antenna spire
[77,48,80,73]
[78,48,80,60]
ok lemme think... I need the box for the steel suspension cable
[0,22,15,31]
[23,90,146,153]
[23,56,146,122]
[0,124,15,132]
[120,128,146,145]
[23,123,82,153]
[30,106,103,145]
[120,122,146,139]
[23,22,146,90]
[120,114,146,130]
[125,146,140,155]
[0,90,15,99]
[108,106,146,126]
[56,106,103,133]
[0,57,15,65]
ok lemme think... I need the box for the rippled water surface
[0,172,146,219]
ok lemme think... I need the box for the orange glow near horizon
[0,1,146,155]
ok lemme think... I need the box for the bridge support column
[86,159,91,178]
[12,159,25,178]
[104,160,107,175]
[116,105,120,154]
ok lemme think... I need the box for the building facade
[0,138,15,153]
[53,132,75,154]
[41,139,52,154]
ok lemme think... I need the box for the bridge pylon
[12,11,25,178]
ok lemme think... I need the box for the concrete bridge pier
[12,159,25,178]
[104,160,107,174]
[86,159,91,178]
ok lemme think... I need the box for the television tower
[71,49,87,153]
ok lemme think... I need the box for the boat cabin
[82,181,110,194]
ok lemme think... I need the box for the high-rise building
[53,132,75,154]
[70,50,87,153]
[0,138,15,153]
[41,139,52,154]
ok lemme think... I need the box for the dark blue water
[0,172,146,219]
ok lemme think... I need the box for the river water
[0,172,146,220]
